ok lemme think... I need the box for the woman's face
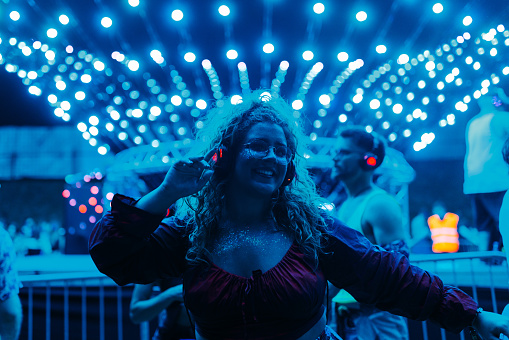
[229,122,289,198]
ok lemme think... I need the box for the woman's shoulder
[161,215,194,237]
[320,214,350,234]
[319,215,374,251]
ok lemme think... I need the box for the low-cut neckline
[207,241,297,280]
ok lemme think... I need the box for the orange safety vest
[427,212,460,253]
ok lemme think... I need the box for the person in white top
[329,127,409,340]
[464,87,509,251]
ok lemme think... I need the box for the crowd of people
[0,217,66,257]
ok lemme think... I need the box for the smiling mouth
[255,169,275,177]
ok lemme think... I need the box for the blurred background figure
[0,221,23,340]
[464,87,509,251]
[498,136,509,265]
[129,278,194,340]
[329,127,409,340]
[6,217,65,257]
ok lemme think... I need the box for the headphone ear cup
[360,152,378,171]
[213,145,229,171]
[281,161,296,187]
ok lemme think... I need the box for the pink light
[89,197,97,206]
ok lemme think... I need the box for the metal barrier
[17,254,149,340]
[19,273,140,340]
[17,252,509,340]
[408,251,509,340]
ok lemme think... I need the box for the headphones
[359,135,381,171]
[212,144,296,186]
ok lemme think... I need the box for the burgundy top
[89,194,478,339]
[185,242,325,339]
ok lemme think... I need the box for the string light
[0,1,506,158]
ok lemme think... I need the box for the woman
[89,90,509,339]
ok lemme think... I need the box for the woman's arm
[89,150,216,284]
[472,309,509,339]
[129,283,184,324]
[135,154,214,215]
[321,218,477,333]
[89,195,189,285]
[322,219,509,337]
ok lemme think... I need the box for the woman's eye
[250,142,267,151]
[275,149,286,157]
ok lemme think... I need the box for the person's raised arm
[135,151,215,215]
[129,282,184,324]
[88,152,215,285]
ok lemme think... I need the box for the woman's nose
[264,146,278,159]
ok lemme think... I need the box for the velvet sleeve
[88,194,189,286]
[319,217,478,333]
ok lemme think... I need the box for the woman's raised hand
[160,148,216,199]
[134,149,217,214]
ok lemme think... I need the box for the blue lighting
[101,17,113,28]
[0,0,506,157]
[218,5,230,16]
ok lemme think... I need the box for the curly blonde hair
[175,90,330,267]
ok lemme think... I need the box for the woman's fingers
[204,148,218,163]
[188,156,204,163]
[184,154,213,172]
[175,158,204,169]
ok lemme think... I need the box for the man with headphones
[329,126,409,340]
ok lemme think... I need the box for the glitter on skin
[208,221,293,277]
